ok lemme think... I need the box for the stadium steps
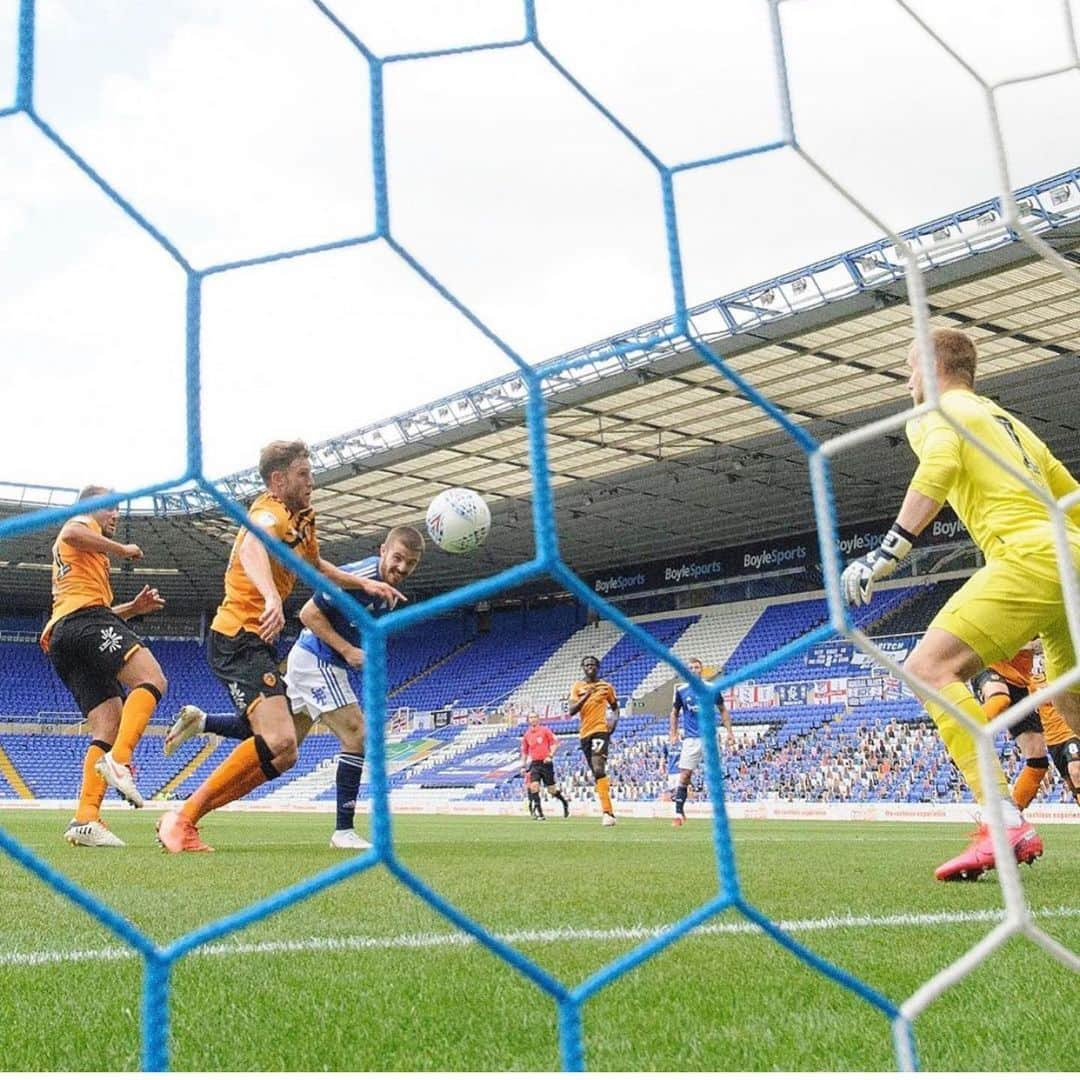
[156,738,220,799]
[630,600,772,699]
[506,622,623,710]
[0,743,33,799]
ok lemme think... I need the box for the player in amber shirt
[40,485,167,847]
[842,328,1080,880]
[972,641,1080,808]
[519,711,570,820]
[568,655,619,825]
[156,440,404,853]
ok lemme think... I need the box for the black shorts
[972,670,1042,738]
[48,606,144,717]
[580,731,611,763]
[1049,737,1080,790]
[209,629,287,717]
[1008,712,1043,738]
[528,760,556,786]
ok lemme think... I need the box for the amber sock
[1012,759,1049,810]
[596,775,613,815]
[75,741,110,823]
[181,737,271,825]
[112,684,161,765]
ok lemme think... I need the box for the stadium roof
[2,168,1079,612]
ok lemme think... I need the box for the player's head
[907,329,977,405]
[527,710,540,728]
[259,439,313,513]
[688,657,703,677]
[78,485,119,535]
[582,655,600,680]
[380,526,425,586]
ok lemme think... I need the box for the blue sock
[675,784,688,815]
[336,753,364,831]
[205,714,253,740]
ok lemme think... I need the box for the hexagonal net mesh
[1,0,1079,1070]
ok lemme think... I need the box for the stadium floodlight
[931,226,951,242]
[754,288,776,306]
[1016,198,1036,216]
[1050,184,1072,207]
[791,276,808,295]
[975,210,998,227]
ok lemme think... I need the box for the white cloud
[36,0,374,267]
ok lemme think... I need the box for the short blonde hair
[386,525,425,554]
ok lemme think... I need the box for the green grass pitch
[0,810,1077,1071]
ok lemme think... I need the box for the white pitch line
[1,906,1078,969]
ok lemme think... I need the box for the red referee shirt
[521,726,557,762]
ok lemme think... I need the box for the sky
[1,0,1078,493]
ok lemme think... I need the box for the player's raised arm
[60,518,142,561]
[318,557,407,607]
[841,487,943,608]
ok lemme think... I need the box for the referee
[520,711,570,820]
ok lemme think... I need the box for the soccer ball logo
[425,487,492,554]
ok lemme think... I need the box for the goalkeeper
[841,328,1080,882]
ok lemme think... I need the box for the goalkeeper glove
[841,522,915,607]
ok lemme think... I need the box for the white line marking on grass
[2,906,1078,969]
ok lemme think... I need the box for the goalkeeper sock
[1012,757,1048,810]
[926,682,1010,805]
[674,784,688,815]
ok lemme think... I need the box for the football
[425,487,492,554]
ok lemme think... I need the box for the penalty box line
[1,905,1078,969]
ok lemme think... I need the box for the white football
[425,487,491,554]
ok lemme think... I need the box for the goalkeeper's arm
[841,487,943,606]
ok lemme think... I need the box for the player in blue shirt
[668,658,734,827]
[166,525,423,849]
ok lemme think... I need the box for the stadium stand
[3,587,1077,811]
[386,606,582,711]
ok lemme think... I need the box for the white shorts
[286,645,357,721]
[677,737,703,772]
